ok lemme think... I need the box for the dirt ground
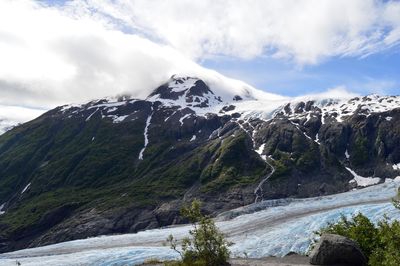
[141,254,311,266]
[230,254,311,266]
[143,254,350,266]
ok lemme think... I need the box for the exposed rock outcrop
[309,234,367,266]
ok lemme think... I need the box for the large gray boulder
[309,234,367,266]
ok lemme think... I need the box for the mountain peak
[147,75,226,110]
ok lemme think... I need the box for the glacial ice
[1,180,400,266]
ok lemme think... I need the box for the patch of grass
[270,151,293,180]
[200,134,266,193]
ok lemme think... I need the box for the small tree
[166,200,231,266]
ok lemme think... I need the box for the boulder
[309,234,367,266]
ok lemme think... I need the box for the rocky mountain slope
[0,75,399,252]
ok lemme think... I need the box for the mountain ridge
[0,75,399,252]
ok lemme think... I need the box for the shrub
[270,151,292,179]
[351,136,369,166]
[319,213,379,258]
[369,219,400,266]
[316,189,400,266]
[166,200,231,266]
[295,144,320,172]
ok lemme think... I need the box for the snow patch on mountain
[255,143,266,158]
[324,95,400,121]
[266,93,400,127]
[112,115,129,123]
[179,113,192,125]
[0,203,5,215]
[346,167,381,187]
[254,143,276,203]
[21,183,31,194]
[85,108,98,121]
[138,109,153,160]
[168,76,198,93]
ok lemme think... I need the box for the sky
[0,0,399,117]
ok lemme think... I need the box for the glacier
[1,179,399,266]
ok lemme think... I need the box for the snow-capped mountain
[0,75,399,254]
[60,74,285,116]
[60,75,400,123]
[274,94,400,124]
[56,75,400,189]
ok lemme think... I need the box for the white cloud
[348,78,398,96]
[293,86,360,102]
[0,0,398,114]
[0,0,221,108]
[0,0,286,111]
[80,0,400,64]
[383,1,400,46]
[0,104,45,134]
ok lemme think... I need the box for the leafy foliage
[317,190,400,266]
[319,213,378,258]
[369,219,400,266]
[166,200,231,266]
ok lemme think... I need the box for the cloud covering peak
[0,0,398,111]
[0,0,233,108]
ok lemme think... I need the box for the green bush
[295,144,320,172]
[166,200,231,266]
[351,136,369,166]
[317,190,400,266]
[319,213,379,258]
[369,219,400,266]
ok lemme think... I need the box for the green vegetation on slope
[0,112,267,245]
[200,134,266,192]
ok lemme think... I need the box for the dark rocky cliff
[0,76,399,252]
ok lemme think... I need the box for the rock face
[309,234,367,266]
[0,75,399,252]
